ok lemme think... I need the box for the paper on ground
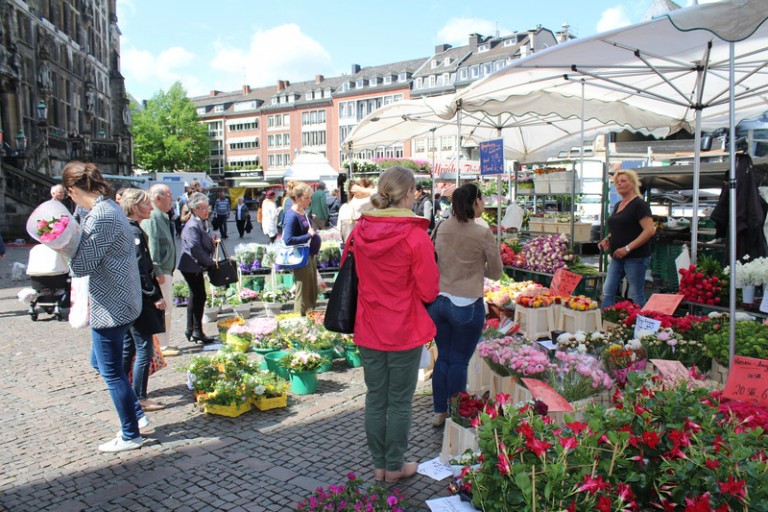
[418,456,453,481]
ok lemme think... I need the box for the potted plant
[245,371,290,411]
[279,350,327,395]
[216,316,244,344]
[295,473,409,511]
[204,284,226,322]
[185,355,220,399]
[248,317,281,352]
[601,338,648,387]
[198,379,252,417]
[172,280,190,306]
[225,323,254,353]
[260,287,293,316]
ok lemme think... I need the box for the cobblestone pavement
[0,238,454,512]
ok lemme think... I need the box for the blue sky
[117,0,705,102]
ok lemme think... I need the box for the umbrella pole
[456,106,462,188]
[572,81,585,246]
[691,109,703,265]
[600,134,611,274]
[728,43,737,366]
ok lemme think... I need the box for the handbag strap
[213,241,229,262]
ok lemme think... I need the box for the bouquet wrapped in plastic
[26,200,81,258]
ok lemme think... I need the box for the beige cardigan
[434,217,503,298]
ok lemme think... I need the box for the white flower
[253,385,266,396]
[574,331,586,343]
[577,343,587,354]
[557,332,574,342]
[635,329,653,339]
[625,339,642,351]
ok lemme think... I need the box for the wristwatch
[625,245,632,253]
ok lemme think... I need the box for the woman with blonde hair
[598,169,655,307]
[346,166,439,483]
[62,162,147,452]
[282,182,321,314]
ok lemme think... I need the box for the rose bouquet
[516,289,556,308]
[562,295,599,311]
[450,392,492,428]
[556,330,609,355]
[478,337,554,379]
[546,351,614,402]
[602,338,648,386]
[640,327,708,369]
[26,199,82,257]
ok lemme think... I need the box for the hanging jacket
[347,208,439,352]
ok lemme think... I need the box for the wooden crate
[548,392,611,426]
[466,351,494,395]
[558,308,602,332]
[710,357,729,385]
[440,418,479,462]
[513,305,555,340]
[489,374,533,404]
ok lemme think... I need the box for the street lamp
[36,100,48,125]
[15,129,28,152]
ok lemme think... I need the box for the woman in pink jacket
[348,166,439,484]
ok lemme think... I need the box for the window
[441,136,454,151]
[228,140,259,150]
[305,92,313,100]
[398,72,407,82]
[340,82,350,92]
[414,138,426,153]
[504,38,515,47]
[470,65,479,78]
[302,130,326,146]
[383,76,392,85]
[459,68,468,80]
[443,57,452,66]
[442,73,450,85]
[233,101,256,112]
[429,75,436,87]
[495,60,504,71]
[196,107,206,115]
[369,77,377,86]
[478,44,489,52]
[283,114,290,127]
[483,63,493,75]
[431,60,438,69]
[356,79,365,88]
[229,121,258,131]
[414,77,423,89]
[214,104,225,113]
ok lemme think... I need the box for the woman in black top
[598,170,656,308]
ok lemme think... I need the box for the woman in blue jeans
[599,169,656,308]
[63,162,148,453]
[428,184,503,427]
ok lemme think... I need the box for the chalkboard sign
[480,138,504,176]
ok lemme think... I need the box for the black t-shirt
[607,196,652,258]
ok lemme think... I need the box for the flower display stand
[489,374,533,404]
[513,305,555,341]
[203,307,219,323]
[710,358,729,385]
[558,308,602,333]
[466,350,494,395]
[548,172,581,194]
[233,304,252,319]
[253,392,288,411]
[440,418,479,462]
[203,400,252,418]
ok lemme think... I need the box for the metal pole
[728,43,736,366]
[600,134,611,273]
[572,81,585,246]
[691,108,703,264]
[431,127,436,223]
[497,126,503,245]
[456,105,462,188]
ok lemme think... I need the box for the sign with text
[634,315,662,339]
[650,359,691,383]
[479,139,504,176]
[550,268,582,297]
[642,294,685,316]
[522,378,573,412]
[723,356,768,407]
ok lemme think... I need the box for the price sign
[650,359,691,383]
[641,294,684,315]
[479,139,504,176]
[522,378,573,412]
[723,356,768,407]
[634,315,662,339]
[550,268,582,298]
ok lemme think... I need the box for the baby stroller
[26,245,70,321]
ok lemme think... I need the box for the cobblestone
[0,243,452,511]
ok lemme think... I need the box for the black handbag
[207,243,239,287]
[323,237,358,334]
[245,216,253,233]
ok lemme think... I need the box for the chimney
[528,29,536,52]
[468,33,481,50]
[315,74,324,83]
[434,43,452,53]
[242,85,251,95]
[351,64,361,74]
[276,80,288,92]
[210,90,221,96]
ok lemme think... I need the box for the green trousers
[293,255,318,315]
[358,345,422,471]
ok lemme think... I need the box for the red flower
[684,494,713,512]
[496,451,511,476]
[494,392,511,407]
[566,421,588,435]
[516,420,534,439]
[596,495,612,512]
[705,458,720,470]
[718,475,746,499]
[616,482,635,502]
[526,436,552,457]
[577,475,611,494]
[558,436,578,452]
[642,431,662,449]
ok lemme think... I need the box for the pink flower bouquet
[26,199,81,258]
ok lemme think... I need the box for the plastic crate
[650,243,683,286]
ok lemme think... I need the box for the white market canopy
[283,152,338,182]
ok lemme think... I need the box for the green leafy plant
[704,320,768,364]
[172,280,190,299]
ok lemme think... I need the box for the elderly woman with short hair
[120,188,166,411]
[178,192,217,344]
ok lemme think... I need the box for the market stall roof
[283,152,338,182]
[633,157,768,190]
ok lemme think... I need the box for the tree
[131,82,210,172]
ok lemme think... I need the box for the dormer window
[431,60,438,69]
[369,77,378,87]
[340,82,350,92]
[383,76,392,85]
[214,105,224,113]
[443,57,451,66]
[271,98,278,105]
[503,39,515,47]
[398,72,407,82]
[478,44,490,52]
[196,107,206,115]
[356,79,366,88]
[305,92,313,100]
[414,78,423,89]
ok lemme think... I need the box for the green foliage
[131,82,210,172]
[171,280,190,298]
[704,320,768,363]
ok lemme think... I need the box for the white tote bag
[69,276,90,329]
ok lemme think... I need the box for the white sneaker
[116,416,153,437]
[139,416,150,429]
[99,435,143,453]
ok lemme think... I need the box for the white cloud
[436,18,505,46]
[596,6,632,33]
[122,46,201,100]
[208,24,333,93]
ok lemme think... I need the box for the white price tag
[634,315,662,339]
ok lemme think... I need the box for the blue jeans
[601,256,651,308]
[90,325,144,440]
[122,325,154,400]
[427,296,485,414]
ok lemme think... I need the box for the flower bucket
[252,392,288,411]
[317,348,335,373]
[289,370,318,395]
[203,307,219,324]
[344,347,363,368]
[203,400,252,417]
[263,302,283,316]
[234,304,252,319]
[265,350,290,380]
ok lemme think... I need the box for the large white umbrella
[448,0,768,364]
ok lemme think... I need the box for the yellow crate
[252,392,288,411]
[440,418,479,462]
[466,350,494,395]
[558,308,602,332]
[203,400,252,417]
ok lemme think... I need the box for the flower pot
[203,307,219,323]
[289,370,318,395]
[265,350,290,380]
[344,347,363,368]
[234,304,252,319]
[317,348,335,373]
[203,400,252,417]
[252,392,288,411]
[263,302,283,316]
[742,285,755,305]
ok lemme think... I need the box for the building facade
[1,0,132,234]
